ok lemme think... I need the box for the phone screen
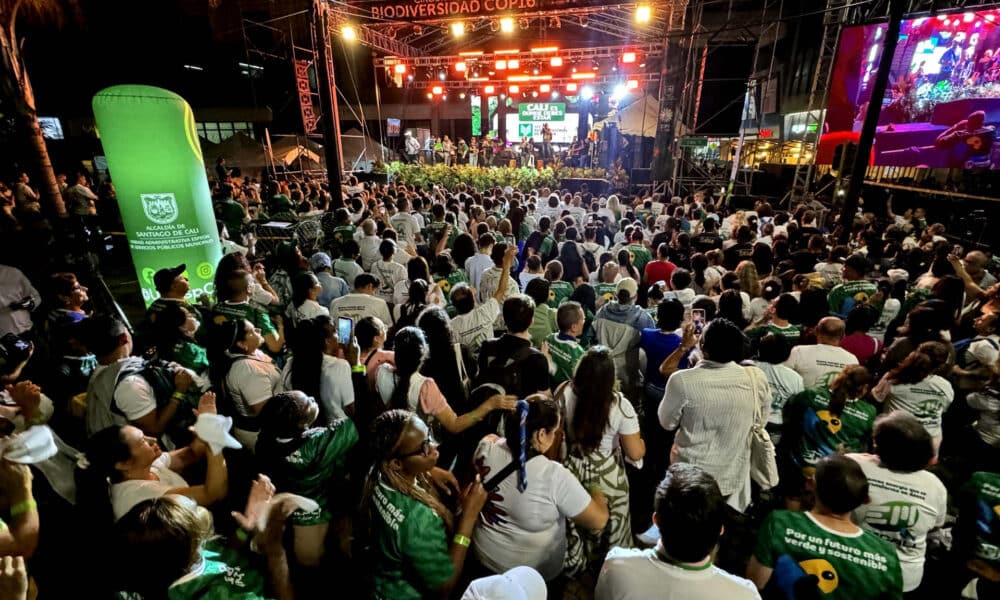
[692,309,706,334]
[337,316,353,345]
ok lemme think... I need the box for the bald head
[816,317,846,344]
[964,251,989,280]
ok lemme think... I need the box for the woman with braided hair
[472,395,609,588]
[363,410,488,599]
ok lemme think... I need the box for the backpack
[475,342,538,399]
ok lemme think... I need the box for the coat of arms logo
[140,193,179,225]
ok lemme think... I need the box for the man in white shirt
[329,273,393,326]
[452,246,516,353]
[595,463,761,600]
[388,197,421,246]
[0,264,40,336]
[785,316,858,389]
[464,233,495,291]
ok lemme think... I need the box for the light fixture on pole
[500,17,514,32]
[451,22,465,37]
[342,25,357,41]
[636,5,652,24]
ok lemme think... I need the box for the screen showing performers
[823,10,1000,169]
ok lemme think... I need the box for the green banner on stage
[92,85,222,307]
[518,102,565,122]
[680,136,710,148]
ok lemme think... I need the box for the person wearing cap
[329,273,392,327]
[828,254,878,318]
[0,263,40,337]
[147,264,201,325]
[594,278,655,399]
[79,391,230,522]
[309,252,348,307]
[595,463,760,600]
[462,566,546,600]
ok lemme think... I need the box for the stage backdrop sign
[364,0,630,21]
[518,102,566,122]
[93,85,222,307]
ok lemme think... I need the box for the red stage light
[531,46,559,53]
[622,52,637,63]
[484,85,495,94]
[508,75,530,82]
[566,82,578,92]
[626,79,639,89]
[540,84,551,92]
[571,72,596,80]
[394,64,407,74]
[550,57,563,67]
[455,61,467,72]
[432,86,443,94]
[495,49,520,54]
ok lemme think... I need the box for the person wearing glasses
[255,391,358,569]
[363,410,488,600]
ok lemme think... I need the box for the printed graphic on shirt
[965,472,1000,563]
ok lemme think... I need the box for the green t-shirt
[546,333,587,385]
[785,389,877,475]
[371,482,454,600]
[548,280,575,308]
[116,540,268,600]
[435,269,469,306]
[529,304,558,348]
[748,323,802,345]
[963,471,1000,564]
[426,220,448,243]
[212,302,276,336]
[214,198,247,238]
[172,341,210,374]
[754,510,903,600]
[264,419,358,526]
[626,244,653,274]
[595,283,617,306]
[828,280,878,318]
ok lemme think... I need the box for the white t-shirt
[451,298,501,353]
[329,293,393,326]
[294,299,329,323]
[281,355,354,421]
[472,436,592,580]
[371,260,407,303]
[848,453,947,592]
[873,375,954,440]
[784,344,859,389]
[389,212,420,245]
[110,452,188,521]
[595,547,761,600]
[563,388,639,454]
[225,352,282,417]
[753,362,804,426]
[114,373,158,423]
[465,253,495,291]
[968,335,1000,368]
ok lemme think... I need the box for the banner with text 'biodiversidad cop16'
[92,85,222,307]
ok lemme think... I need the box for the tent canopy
[270,135,323,168]
[204,131,267,170]
[340,127,393,168]
[594,94,661,138]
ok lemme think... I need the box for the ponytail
[501,395,560,493]
[828,365,872,416]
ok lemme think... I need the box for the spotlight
[519,17,530,30]
[540,84,550,92]
[342,25,357,41]
[496,60,507,70]
[451,22,465,37]
[484,85,495,94]
[550,57,563,67]
[432,85,443,94]
[612,85,627,101]
[394,64,407,74]
[459,92,466,99]
[427,93,433,99]
[509,85,519,93]
[455,61,467,72]
[500,17,514,33]
[533,68,539,75]
[438,70,447,80]
[579,16,588,28]
[581,85,593,97]
[636,5,652,24]
[552,91,559,99]
[532,91,538,98]
[622,52,637,64]
[626,79,639,90]
[508,59,519,69]
[407,74,414,81]
[566,82,578,92]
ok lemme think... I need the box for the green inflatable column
[92,85,222,307]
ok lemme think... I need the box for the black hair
[556,301,584,332]
[701,318,746,363]
[873,411,934,473]
[388,327,428,411]
[503,295,535,334]
[379,239,396,260]
[291,271,319,309]
[692,296,717,321]
[657,298,685,331]
[288,316,337,423]
[256,391,319,458]
[569,284,597,316]
[525,277,551,307]
[655,463,726,563]
[568,347,618,455]
[814,454,869,514]
[757,333,792,364]
[77,425,131,528]
[355,316,385,350]
[845,303,880,335]
[671,268,692,290]
[450,283,475,315]
[773,293,800,323]
[502,395,561,476]
[82,314,129,357]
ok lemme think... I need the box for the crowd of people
[1,168,999,600]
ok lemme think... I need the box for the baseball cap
[461,566,546,600]
[309,252,332,271]
[616,277,639,299]
[153,264,186,294]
